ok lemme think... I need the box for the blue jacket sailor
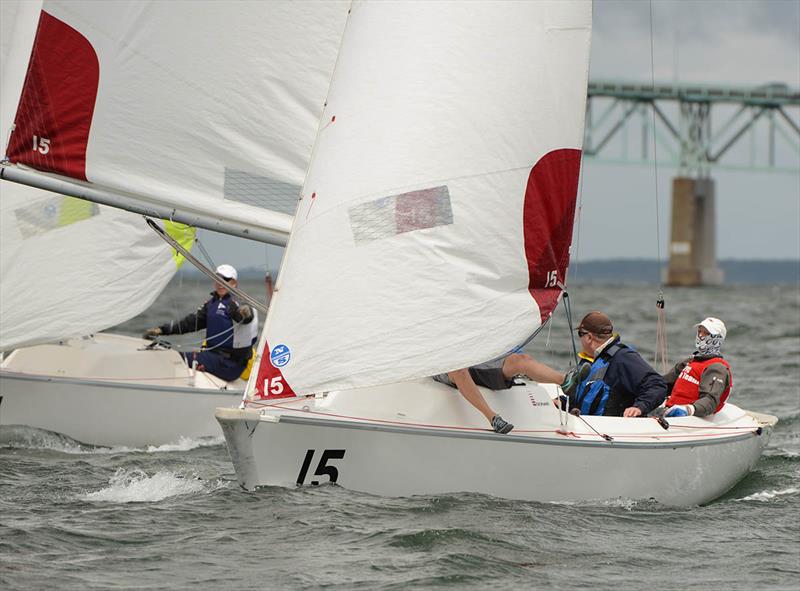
[143,264,259,382]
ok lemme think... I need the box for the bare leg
[502,353,564,384]
[448,368,496,424]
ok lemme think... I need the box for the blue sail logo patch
[270,344,291,368]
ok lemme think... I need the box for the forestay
[4,0,350,240]
[0,0,195,351]
[251,1,592,397]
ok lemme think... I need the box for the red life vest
[666,357,732,413]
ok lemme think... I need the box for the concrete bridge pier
[665,177,725,286]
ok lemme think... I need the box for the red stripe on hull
[6,11,99,181]
[523,149,582,323]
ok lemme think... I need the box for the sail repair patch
[270,344,291,367]
[348,185,453,243]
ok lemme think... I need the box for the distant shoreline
[179,258,799,285]
[567,259,799,285]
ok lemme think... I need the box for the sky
[199,0,799,271]
[577,0,800,263]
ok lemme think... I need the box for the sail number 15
[32,135,51,155]
[296,449,346,486]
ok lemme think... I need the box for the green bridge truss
[585,80,800,176]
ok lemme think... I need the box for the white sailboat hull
[0,334,242,447]
[217,379,775,506]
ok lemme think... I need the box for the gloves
[143,326,162,340]
[238,304,253,322]
[230,303,253,323]
[665,404,695,418]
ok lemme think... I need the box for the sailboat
[215,1,777,505]
[0,0,350,446]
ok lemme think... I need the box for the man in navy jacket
[567,311,667,417]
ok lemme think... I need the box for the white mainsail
[4,0,350,242]
[251,1,593,397]
[0,0,195,351]
[1,0,353,350]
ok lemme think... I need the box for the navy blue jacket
[583,337,668,416]
[159,292,252,363]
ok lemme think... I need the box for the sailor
[143,264,259,382]
[657,317,732,418]
[565,311,668,417]
[434,352,588,434]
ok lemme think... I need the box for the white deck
[0,333,243,446]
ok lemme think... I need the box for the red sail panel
[523,148,582,323]
[252,340,297,400]
[6,11,99,181]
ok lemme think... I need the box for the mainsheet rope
[649,0,669,373]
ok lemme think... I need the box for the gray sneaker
[491,415,514,434]
[560,363,591,398]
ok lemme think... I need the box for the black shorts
[467,366,515,390]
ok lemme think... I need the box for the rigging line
[193,236,217,270]
[144,217,268,315]
[162,325,236,351]
[648,0,663,278]
[561,287,579,367]
[649,0,669,373]
[573,411,613,442]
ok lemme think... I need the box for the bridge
[585,80,800,285]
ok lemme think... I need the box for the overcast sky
[200,0,799,271]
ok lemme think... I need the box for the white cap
[215,264,237,282]
[696,317,726,339]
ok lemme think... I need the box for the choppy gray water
[2,279,798,590]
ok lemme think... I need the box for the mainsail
[3,0,351,243]
[251,1,593,397]
[0,0,195,351]
[0,0,355,350]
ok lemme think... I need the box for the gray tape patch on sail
[224,168,301,216]
[15,197,99,239]
[348,185,453,243]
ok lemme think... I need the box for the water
[2,279,799,590]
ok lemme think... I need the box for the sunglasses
[577,329,590,337]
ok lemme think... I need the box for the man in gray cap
[657,317,733,417]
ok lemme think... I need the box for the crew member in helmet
[143,264,258,382]
[657,317,732,418]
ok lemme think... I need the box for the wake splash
[145,435,226,453]
[734,487,799,502]
[82,468,224,503]
[0,426,224,454]
[0,426,96,454]
[547,497,649,511]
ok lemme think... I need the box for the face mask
[695,333,723,356]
